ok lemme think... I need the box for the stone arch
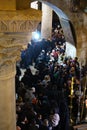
[40,1,76,44]
[31,0,77,57]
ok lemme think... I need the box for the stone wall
[0,0,16,10]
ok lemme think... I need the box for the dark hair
[18,113,26,122]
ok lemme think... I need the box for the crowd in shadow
[15,24,87,130]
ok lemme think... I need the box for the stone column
[0,29,38,130]
[77,31,87,66]
[0,32,33,130]
[75,13,87,65]
[0,63,16,130]
[41,3,52,39]
[0,32,36,130]
[0,36,21,130]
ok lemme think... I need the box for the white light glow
[31,1,38,10]
[32,31,40,40]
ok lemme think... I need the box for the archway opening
[20,0,77,68]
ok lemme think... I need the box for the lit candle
[85,99,87,108]
[71,77,74,96]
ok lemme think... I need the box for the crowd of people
[15,24,87,130]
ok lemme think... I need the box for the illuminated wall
[66,42,76,58]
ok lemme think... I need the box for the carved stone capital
[0,63,16,80]
[0,20,40,33]
[0,39,21,68]
[0,33,31,69]
[0,9,42,32]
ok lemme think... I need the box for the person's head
[37,113,42,119]
[51,113,60,127]
[20,83,25,89]
[50,108,56,115]
[43,119,49,126]
[18,113,27,123]
[75,57,78,61]
[30,118,36,125]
